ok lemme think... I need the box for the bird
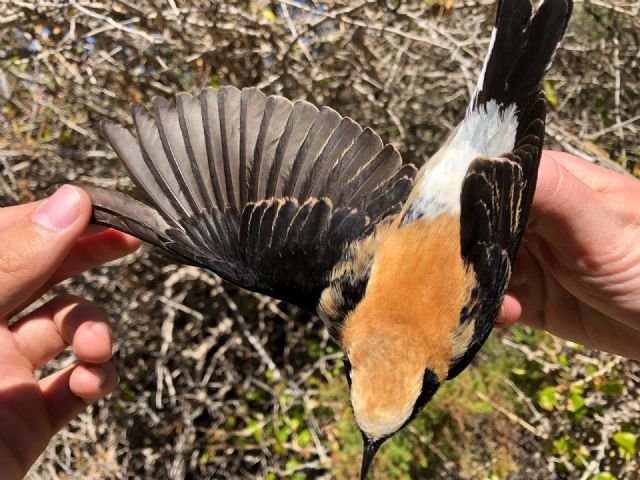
[83,0,573,477]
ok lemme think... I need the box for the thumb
[0,185,92,320]
[528,151,617,259]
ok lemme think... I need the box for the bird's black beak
[360,437,384,480]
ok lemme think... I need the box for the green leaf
[568,386,587,421]
[601,381,625,396]
[566,341,584,351]
[289,417,300,432]
[544,80,558,107]
[569,387,585,409]
[553,437,570,454]
[276,426,290,443]
[469,400,493,415]
[559,354,568,367]
[286,458,300,470]
[538,386,558,411]
[590,473,618,480]
[613,431,636,457]
[320,78,333,88]
[247,419,263,442]
[298,429,312,447]
[246,389,258,401]
[226,416,237,429]
[571,445,590,468]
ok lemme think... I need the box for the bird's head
[342,328,445,479]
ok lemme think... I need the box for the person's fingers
[1,198,124,238]
[495,248,536,328]
[0,186,92,320]
[0,202,43,229]
[542,151,640,197]
[539,151,640,226]
[39,361,118,433]
[529,154,640,326]
[1,196,121,237]
[50,228,141,284]
[10,295,112,369]
[5,229,141,319]
[68,362,117,400]
[495,293,522,328]
[502,244,548,331]
[528,153,619,261]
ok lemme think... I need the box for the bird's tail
[470,0,573,119]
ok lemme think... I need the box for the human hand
[0,186,140,479]
[498,151,640,360]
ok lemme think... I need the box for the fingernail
[89,366,107,387]
[32,185,82,232]
[91,322,111,339]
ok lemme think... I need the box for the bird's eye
[343,356,353,387]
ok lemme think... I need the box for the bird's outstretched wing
[88,86,416,311]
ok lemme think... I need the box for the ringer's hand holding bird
[82,0,573,476]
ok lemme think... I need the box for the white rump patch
[406,100,518,221]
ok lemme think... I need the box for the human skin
[498,151,640,360]
[0,185,140,479]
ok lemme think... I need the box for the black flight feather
[239,88,267,206]
[473,0,573,119]
[217,86,242,212]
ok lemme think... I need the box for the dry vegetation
[0,0,639,479]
